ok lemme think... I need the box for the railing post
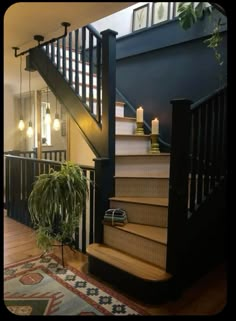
[92,29,118,243]
[100,29,118,159]
[166,99,192,278]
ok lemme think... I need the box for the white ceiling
[4,2,136,93]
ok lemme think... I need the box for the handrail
[4,154,95,171]
[191,84,227,110]
[87,24,102,40]
[116,88,171,148]
[4,154,60,165]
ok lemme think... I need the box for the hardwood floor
[3,213,227,315]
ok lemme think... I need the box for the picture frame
[132,4,149,32]
[152,2,170,25]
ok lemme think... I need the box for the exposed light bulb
[53,113,61,131]
[45,107,51,124]
[18,119,25,131]
[26,121,33,138]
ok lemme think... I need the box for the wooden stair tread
[115,153,170,157]
[115,101,125,107]
[87,243,171,281]
[116,134,150,137]
[111,223,167,244]
[109,196,168,207]
[115,116,136,121]
[114,173,169,178]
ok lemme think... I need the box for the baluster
[56,39,60,70]
[45,43,49,56]
[96,40,102,123]
[68,32,73,86]
[75,29,79,95]
[81,27,86,103]
[197,105,206,204]
[89,170,95,244]
[81,169,87,253]
[51,42,55,65]
[62,37,66,78]
[190,109,199,211]
[204,100,213,196]
[211,95,219,189]
[89,31,94,112]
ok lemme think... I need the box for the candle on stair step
[136,106,143,122]
[151,117,159,134]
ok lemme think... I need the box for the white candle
[152,117,159,134]
[136,106,143,122]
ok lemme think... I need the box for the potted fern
[28,161,88,256]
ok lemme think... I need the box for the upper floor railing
[4,154,95,253]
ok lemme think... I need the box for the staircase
[27,24,227,304]
[87,104,174,303]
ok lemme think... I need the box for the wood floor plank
[3,213,227,315]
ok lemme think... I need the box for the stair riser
[104,225,167,269]
[115,177,169,198]
[116,137,151,155]
[115,156,170,177]
[110,200,168,227]
[116,106,124,117]
[116,119,136,135]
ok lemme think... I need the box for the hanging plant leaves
[178,3,197,29]
[158,3,164,20]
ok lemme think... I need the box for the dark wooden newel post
[94,29,117,243]
[166,98,192,277]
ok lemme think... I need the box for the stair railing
[29,25,118,243]
[166,85,227,276]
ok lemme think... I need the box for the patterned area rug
[4,253,148,316]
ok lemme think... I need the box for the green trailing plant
[177,2,225,66]
[28,161,89,252]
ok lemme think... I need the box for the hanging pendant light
[53,98,61,131]
[45,86,51,124]
[18,56,25,131]
[26,70,34,138]
[26,120,33,138]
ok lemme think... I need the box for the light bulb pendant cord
[18,56,25,131]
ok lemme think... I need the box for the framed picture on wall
[132,4,149,32]
[152,2,170,25]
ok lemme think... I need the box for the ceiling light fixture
[26,69,34,138]
[18,55,25,131]
[45,86,51,125]
[53,98,61,131]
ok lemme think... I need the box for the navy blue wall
[115,10,227,144]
